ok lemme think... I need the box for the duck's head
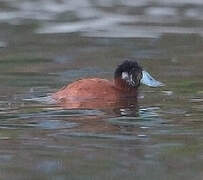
[114,60,164,90]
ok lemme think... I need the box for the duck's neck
[114,78,137,94]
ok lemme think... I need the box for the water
[0,0,203,179]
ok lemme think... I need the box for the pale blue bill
[141,70,165,87]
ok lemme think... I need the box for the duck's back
[52,78,120,101]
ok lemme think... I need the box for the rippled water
[0,0,203,180]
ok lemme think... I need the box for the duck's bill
[140,70,165,87]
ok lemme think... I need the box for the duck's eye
[136,72,142,82]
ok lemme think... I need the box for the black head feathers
[114,60,143,90]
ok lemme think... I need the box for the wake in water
[23,95,57,104]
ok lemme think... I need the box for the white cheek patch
[122,72,129,81]
[122,72,136,86]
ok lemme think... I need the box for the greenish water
[0,1,203,180]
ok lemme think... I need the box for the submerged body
[52,60,163,109]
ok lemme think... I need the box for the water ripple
[0,0,203,37]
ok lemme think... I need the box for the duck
[52,60,164,109]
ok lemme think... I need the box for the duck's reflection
[24,94,160,136]
[56,95,139,116]
[53,96,142,135]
